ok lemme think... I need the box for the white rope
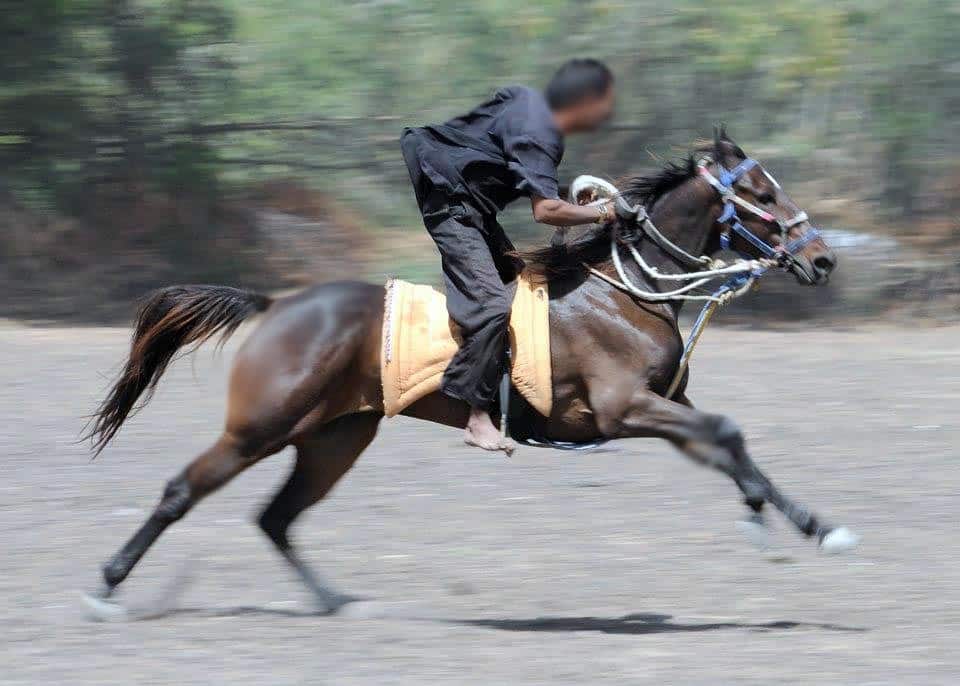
[588,264,728,303]
[569,166,783,400]
[625,242,769,282]
[589,235,770,303]
[569,175,620,201]
[570,173,773,304]
[609,236,717,299]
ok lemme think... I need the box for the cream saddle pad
[381,272,551,418]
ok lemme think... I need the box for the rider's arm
[530,195,611,227]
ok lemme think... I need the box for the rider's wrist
[596,203,610,224]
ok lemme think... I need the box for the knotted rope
[571,173,779,398]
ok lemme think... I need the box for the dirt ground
[2,322,959,685]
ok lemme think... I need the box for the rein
[696,157,822,264]
[575,155,820,399]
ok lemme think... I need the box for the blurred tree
[0,0,235,211]
[2,0,960,321]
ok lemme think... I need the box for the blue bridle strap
[707,157,821,264]
[718,158,758,188]
[783,229,822,255]
[721,215,780,257]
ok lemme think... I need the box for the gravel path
[2,323,959,684]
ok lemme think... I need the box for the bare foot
[464,407,516,456]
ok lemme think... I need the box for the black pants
[416,190,519,409]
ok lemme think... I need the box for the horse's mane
[518,143,713,277]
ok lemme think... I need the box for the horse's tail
[86,285,273,456]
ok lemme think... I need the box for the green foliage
[0,0,235,210]
[154,141,221,198]
[2,0,959,226]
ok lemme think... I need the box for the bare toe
[464,429,514,455]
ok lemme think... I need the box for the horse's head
[701,127,837,285]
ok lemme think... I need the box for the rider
[401,58,617,454]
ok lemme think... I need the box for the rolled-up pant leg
[425,210,513,409]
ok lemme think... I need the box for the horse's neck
[604,182,718,317]
[644,183,718,276]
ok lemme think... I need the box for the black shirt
[402,86,564,217]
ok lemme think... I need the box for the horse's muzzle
[810,249,837,284]
[791,248,837,285]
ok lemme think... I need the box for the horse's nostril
[813,254,836,274]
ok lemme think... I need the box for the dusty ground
[1,322,959,684]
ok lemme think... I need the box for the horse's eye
[757,192,775,206]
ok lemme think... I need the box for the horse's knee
[742,486,766,512]
[257,504,291,549]
[711,415,744,451]
[154,472,193,524]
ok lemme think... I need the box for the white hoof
[820,527,861,554]
[81,592,129,622]
[736,517,773,551]
[335,600,390,619]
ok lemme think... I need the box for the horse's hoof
[81,590,129,622]
[820,527,861,554]
[314,592,365,616]
[334,600,389,619]
[735,514,773,551]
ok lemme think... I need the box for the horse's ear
[713,123,736,165]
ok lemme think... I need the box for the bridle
[575,153,827,399]
[696,156,822,268]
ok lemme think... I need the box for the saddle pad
[381,272,551,418]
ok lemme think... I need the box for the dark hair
[545,58,613,110]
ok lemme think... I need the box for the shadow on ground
[119,603,867,636]
[452,612,867,635]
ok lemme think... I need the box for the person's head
[546,58,615,135]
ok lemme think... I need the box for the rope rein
[573,155,821,399]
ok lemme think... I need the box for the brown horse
[84,130,856,618]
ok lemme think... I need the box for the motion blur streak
[2,3,960,685]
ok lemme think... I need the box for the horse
[83,129,857,618]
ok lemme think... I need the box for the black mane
[618,156,698,209]
[519,149,708,276]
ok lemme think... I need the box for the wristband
[596,203,611,224]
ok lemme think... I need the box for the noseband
[574,155,827,400]
[696,157,821,266]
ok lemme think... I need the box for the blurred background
[4,6,960,682]
[3,0,959,323]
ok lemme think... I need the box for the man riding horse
[401,58,619,454]
[84,67,858,618]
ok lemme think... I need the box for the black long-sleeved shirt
[401,86,564,217]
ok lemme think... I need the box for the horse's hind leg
[88,433,266,611]
[257,412,381,613]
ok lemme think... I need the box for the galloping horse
[85,129,856,617]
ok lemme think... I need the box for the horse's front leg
[591,389,858,552]
[668,392,784,523]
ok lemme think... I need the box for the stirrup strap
[497,345,608,451]
[499,348,512,440]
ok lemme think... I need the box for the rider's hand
[608,196,643,241]
[613,195,641,224]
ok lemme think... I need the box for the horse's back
[237,280,384,366]
[225,280,386,446]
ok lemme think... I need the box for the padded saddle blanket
[381,272,552,418]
